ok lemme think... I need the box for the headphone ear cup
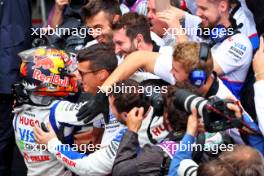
[189,70,207,88]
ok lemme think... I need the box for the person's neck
[198,74,215,96]
[218,14,231,28]
[140,42,154,52]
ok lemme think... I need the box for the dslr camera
[173,89,241,132]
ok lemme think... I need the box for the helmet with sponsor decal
[19,46,79,97]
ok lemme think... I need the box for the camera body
[203,97,241,132]
[173,89,241,132]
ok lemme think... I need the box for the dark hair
[77,43,117,73]
[81,0,121,22]
[112,12,152,43]
[163,83,200,132]
[110,79,150,114]
[163,86,189,133]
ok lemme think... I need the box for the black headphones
[189,42,210,87]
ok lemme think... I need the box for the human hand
[157,6,185,28]
[55,0,70,11]
[186,108,199,136]
[253,36,264,81]
[34,123,57,145]
[76,92,109,124]
[126,107,144,133]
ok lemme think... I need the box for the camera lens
[173,88,207,117]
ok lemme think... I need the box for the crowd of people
[1,0,264,175]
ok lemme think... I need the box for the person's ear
[219,0,228,13]
[98,69,110,81]
[134,34,144,48]
[120,112,128,122]
[112,14,120,25]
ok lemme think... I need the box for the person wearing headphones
[157,0,253,99]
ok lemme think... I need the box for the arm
[241,113,264,156]
[253,36,264,135]
[112,130,140,176]
[168,134,195,176]
[157,7,188,43]
[254,81,264,135]
[34,124,128,176]
[101,51,159,91]
[51,100,103,127]
[168,109,198,176]
[112,107,144,176]
[50,0,69,28]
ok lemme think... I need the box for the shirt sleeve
[212,34,253,77]
[112,130,139,176]
[254,80,264,136]
[154,54,175,85]
[51,101,103,127]
[241,112,264,156]
[168,134,195,176]
[47,128,128,176]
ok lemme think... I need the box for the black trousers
[0,94,15,176]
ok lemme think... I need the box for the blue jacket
[168,113,264,176]
[0,0,31,94]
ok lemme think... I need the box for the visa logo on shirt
[19,128,35,143]
[234,42,247,52]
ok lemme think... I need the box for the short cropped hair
[110,79,150,114]
[77,43,117,73]
[113,12,152,43]
[81,0,121,22]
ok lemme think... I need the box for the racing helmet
[19,47,78,97]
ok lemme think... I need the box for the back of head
[163,86,188,133]
[81,0,121,23]
[113,12,152,43]
[173,42,214,78]
[77,43,117,73]
[163,84,200,133]
[219,145,264,176]
[197,159,235,176]
[110,79,150,114]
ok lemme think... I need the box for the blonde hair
[173,42,214,77]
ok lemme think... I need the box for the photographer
[112,85,198,176]
[168,89,264,176]
[253,36,264,135]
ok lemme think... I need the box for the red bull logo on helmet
[33,56,55,70]
[33,69,69,87]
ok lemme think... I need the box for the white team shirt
[254,80,264,136]
[13,100,102,176]
[46,107,169,176]
[184,12,253,98]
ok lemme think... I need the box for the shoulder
[159,46,174,55]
